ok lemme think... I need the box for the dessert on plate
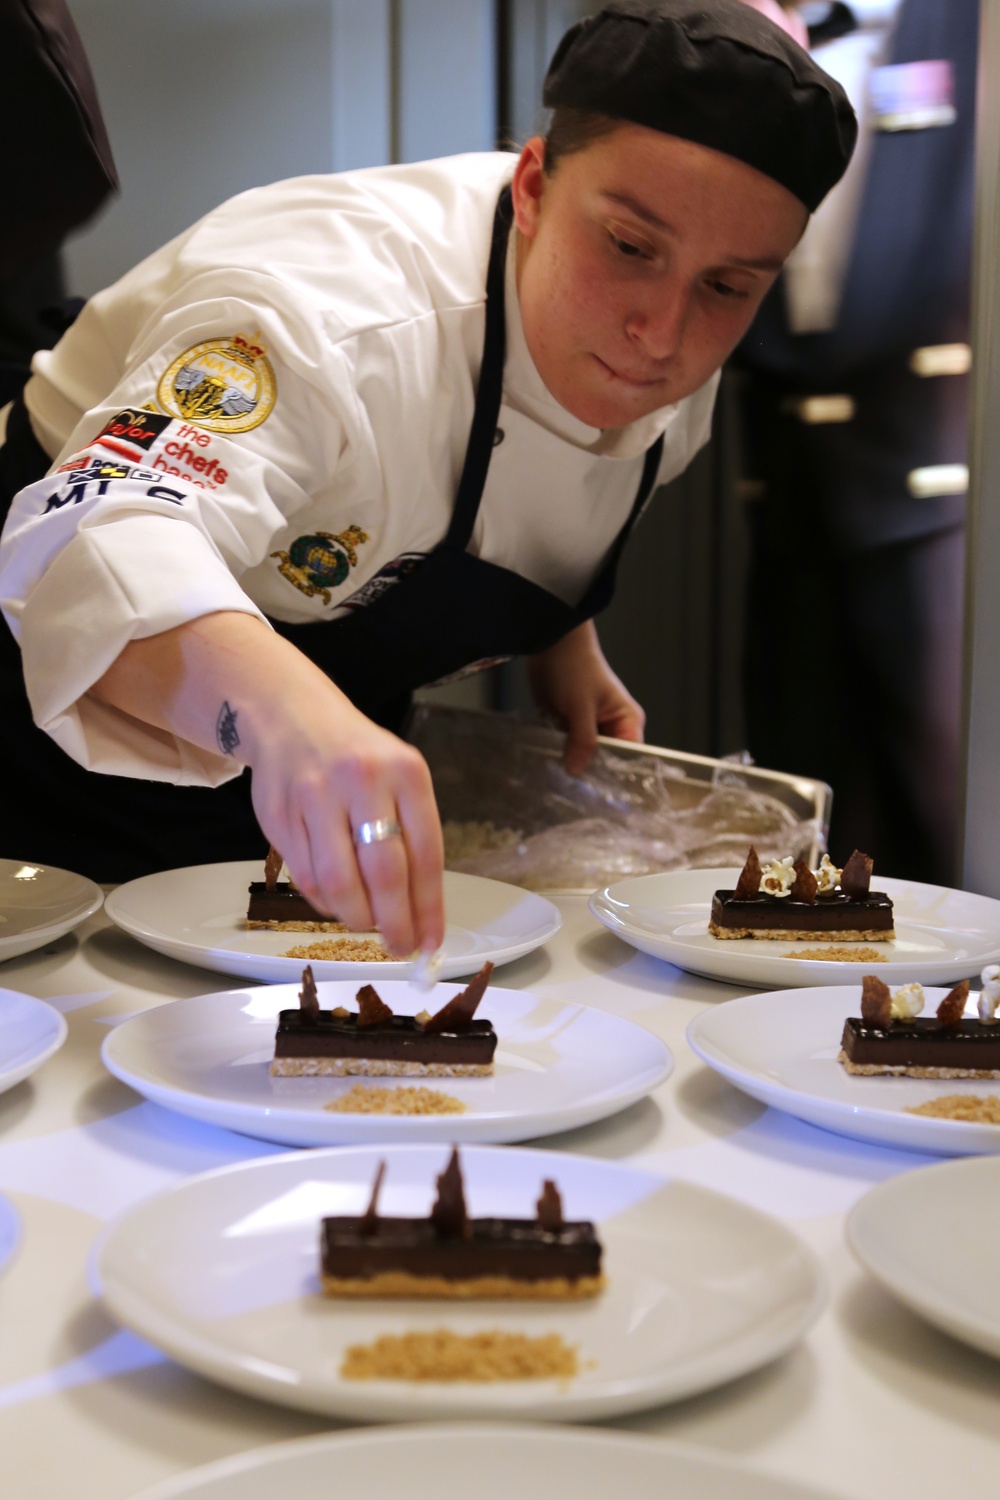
[246,846,351,931]
[709,846,895,942]
[320,1147,604,1299]
[839,968,1000,1078]
[270,962,497,1077]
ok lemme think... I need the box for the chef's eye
[707,278,747,300]
[608,231,650,260]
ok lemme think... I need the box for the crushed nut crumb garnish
[905,1093,1000,1124]
[340,1328,579,1382]
[785,946,888,962]
[324,1083,465,1116]
[281,939,394,962]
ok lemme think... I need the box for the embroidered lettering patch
[151,423,230,490]
[42,465,185,514]
[157,333,276,433]
[91,408,172,460]
[271,526,370,607]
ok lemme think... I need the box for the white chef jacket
[0,152,718,785]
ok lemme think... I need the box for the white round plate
[129,1424,845,1500]
[0,987,68,1098]
[0,1193,20,1281]
[105,863,561,982]
[0,857,103,963]
[848,1156,1000,1358]
[95,1143,825,1422]
[590,869,1000,989]
[101,979,672,1147]
[687,984,1000,1156]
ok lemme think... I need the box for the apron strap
[444,186,512,552]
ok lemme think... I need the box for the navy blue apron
[0,189,663,880]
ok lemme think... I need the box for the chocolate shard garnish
[422,961,495,1034]
[430,1147,470,1239]
[860,973,892,1028]
[733,845,762,901]
[299,964,320,1019]
[356,984,394,1028]
[790,860,818,903]
[937,979,970,1028]
[840,850,873,900]
[536,1180,564,1233]
[359,1160,386,1237]
[264,844,283,891]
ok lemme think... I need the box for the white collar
[502,226,683,460]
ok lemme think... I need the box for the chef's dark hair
[543,107,620,175]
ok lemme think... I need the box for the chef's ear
[510,136,547,240]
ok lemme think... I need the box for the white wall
[64,0,497,295]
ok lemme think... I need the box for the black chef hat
[543,0,857,212]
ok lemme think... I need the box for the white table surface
[1,895,998,1499]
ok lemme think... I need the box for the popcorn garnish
[814,854,842,895]
[760,856,796,898]
[890,982,925,1021]
[979,963,1000,1024]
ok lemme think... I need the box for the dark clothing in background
[0,0,117,279]
[739,0,977,885]
[0,0,118,403]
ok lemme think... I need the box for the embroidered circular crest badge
[157,333,276,433]
[271,526,370,607]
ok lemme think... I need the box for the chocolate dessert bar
[840,974,1000,1078]
[270,963,497,1077]
[246,846,345,931]
[321,1148,604,1299]
[709,846,895,942]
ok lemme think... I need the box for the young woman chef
[0,0,854,956]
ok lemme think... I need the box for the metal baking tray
[407,704,831,889]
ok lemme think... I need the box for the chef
[0,0,854,956]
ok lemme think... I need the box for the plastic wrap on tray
[409,706,829,893]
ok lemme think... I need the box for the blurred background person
[0,0,117,409]
[735,0,977,884]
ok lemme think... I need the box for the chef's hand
[527,619,645,776]
[92,612,444,957]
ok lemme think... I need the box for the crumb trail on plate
[785,946,888,962]
[340,1328,579,1381]
[906,1093,1000,1123]
[281,938,393,961]
[325,1083,466,1115]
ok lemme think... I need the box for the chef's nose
[625,283,690,361]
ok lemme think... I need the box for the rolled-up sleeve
[0,278,352,781]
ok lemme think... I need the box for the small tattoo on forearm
[216,700,240,755]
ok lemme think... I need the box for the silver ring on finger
[353,817,403,847]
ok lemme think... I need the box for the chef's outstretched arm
[91,611,444,957]
[527,619,644,776]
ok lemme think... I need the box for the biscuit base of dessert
[247,918,351,932]
[838,1051,1000,1081]
[320,1271,605,1300]
[271,1057,493,1078]
[708,920,895,942]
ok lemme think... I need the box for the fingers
[601,699,645,744]
[397,757,446,953]
[277,748,442,959]
[563,699,600,777]
[249,703,445,958]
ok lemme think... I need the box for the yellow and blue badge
[157,333,276,433]
[271,526,370,607]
